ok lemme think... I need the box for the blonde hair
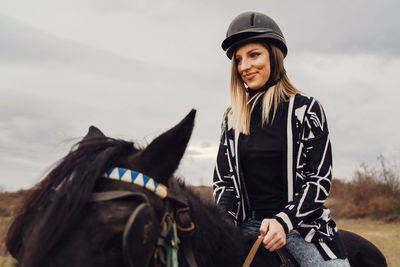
[230,43,302,134]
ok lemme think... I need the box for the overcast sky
[1,0,399,190]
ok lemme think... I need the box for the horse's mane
[167,179,252,266]
[6,135,139,266]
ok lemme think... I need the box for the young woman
[213,11,350,266]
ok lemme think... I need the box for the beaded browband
[103,167,168,199]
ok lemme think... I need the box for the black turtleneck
[239,96,288,218]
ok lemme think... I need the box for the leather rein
[242,236,294,267]
[90,167,198,267]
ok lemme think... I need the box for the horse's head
[6,110,197,267]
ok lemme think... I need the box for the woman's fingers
[260,219,269,236]
[263,231,285,251]
[260,218,287,252]
[268,237,287,251]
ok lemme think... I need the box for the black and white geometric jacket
[213,94,347,260]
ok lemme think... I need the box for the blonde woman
[213,11,350,267]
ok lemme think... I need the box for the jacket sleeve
[275,98,333,234]
[213,110,240,221]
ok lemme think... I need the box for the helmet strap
[266,43,275,84]
[245,69,286,94]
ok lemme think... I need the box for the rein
[94,167,198,267]
[242,237,295,267]
[242,236,264,267]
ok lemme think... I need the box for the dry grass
[1,217,16,267]
[336,218,400,267]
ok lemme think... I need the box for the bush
[0,189,27,217]
[328,155,400,221]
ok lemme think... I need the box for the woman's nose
[239,58,251,72]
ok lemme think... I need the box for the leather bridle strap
[89,191,149,203]
[276,249,294,267]
[99,167,199,267]
[242,236,263,267]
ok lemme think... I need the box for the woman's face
[235,42,270,90]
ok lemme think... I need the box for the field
[1,216,399,266]
[1,216,16,267]
[336,219,400,267]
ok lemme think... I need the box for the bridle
[90,167,295,267]
[89,167,198,267]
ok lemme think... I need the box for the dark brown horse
[6,110,386,267]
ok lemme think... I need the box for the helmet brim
[222,31,288,60]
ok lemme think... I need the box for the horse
[5,110,387,267]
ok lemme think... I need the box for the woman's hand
[259,218,286,252]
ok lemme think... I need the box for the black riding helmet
[221,11,287,60]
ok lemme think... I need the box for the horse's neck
[182,186,283,267]
[183,191,251,266]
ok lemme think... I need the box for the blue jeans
[239,218,350,267]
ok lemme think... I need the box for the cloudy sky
[1,0,399,190]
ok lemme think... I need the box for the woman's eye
[235,58,241,64]
[250,53,260,58]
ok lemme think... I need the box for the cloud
[262,1,400,57]
[186,144,218,159]
[287,51,400,179]
[0,92,80,189]
[0,18,227,189]
[0,1,398,190]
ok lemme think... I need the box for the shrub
[328,155,400,221]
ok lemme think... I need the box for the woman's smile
[244,72,257,80]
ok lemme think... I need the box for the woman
[213,11,350,266]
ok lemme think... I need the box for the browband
[103,167,168,199]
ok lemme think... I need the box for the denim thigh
[238,218,262,235]
[238,219,350,267]
[286,231,350,267]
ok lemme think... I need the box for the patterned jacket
[213,94,346,260]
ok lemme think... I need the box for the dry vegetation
[328,155,400,222]
[336,218,400,267]
[0,189,26,267]
[327,156,400,266]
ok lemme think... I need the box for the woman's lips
[244,72,257,80]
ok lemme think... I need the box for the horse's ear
[82,126,105,141]
[128,109,196,183]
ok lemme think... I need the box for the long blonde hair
[230,43,302,134]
